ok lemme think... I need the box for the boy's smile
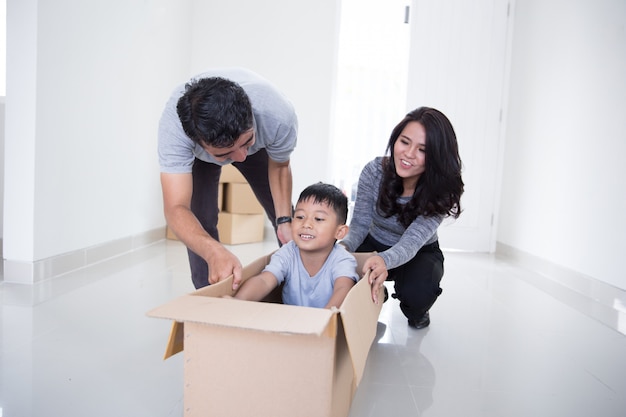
[292,198,345,253]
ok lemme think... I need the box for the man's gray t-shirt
[158,68,298,173]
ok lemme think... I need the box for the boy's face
[292,198,348,254]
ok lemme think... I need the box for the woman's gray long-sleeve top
[340,157,442,270]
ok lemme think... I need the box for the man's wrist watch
[276,216,292,225]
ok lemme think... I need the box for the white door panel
[407,0,512,251]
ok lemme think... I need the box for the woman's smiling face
[393,121,426,187]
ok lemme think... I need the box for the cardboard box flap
[189,254,273,300]
[147,291,336,336]
[147,250,383,416]
[162,320,184,359]
[338,270,384,386]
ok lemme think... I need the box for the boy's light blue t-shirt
[263,241,359,308]
[158,67,298,172]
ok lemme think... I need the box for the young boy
[234,183,359,309]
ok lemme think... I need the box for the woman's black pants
[356,234,444,322]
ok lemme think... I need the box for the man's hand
[161,172,243,288]
[206,244,243,290]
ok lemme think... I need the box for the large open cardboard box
[147,253,383,417]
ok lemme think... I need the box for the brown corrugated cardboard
[165,226,178,240]
[219,164,247,183]
[217,212,265,245]
[147,253,383,417]
[223,183,264,214]
[218,182,223,211]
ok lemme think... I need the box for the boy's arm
[234,271,279,302]
[324,277,356,309]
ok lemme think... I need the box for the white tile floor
[1,238,625,417]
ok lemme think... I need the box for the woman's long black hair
[377,107,464,228]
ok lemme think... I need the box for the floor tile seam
[584,368,619,396]
[406,383,426,414]
[0,247,177,308]
[0,324,60,357]
[495,251,625,311]
[467,258,624,337]
[462,278,599,347]
[407,385,517,394]
[526,266,624,311]
[359,380,420,388]
[504,264,625,336]
[475,342,623,393]
[469,319,626,390]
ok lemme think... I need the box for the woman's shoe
[408,311,430,329]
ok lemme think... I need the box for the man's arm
[325,277,356,309]
[267,158,293,244]
[160,172,242,288]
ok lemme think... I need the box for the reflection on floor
[1,238,625,417]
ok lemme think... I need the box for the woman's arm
[341,160,380,251]
[366,215,442,304]
[378,215,443,269]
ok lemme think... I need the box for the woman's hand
[363,255,388,304]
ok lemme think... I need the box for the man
[158,68,298,289]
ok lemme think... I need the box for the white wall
[2,0,340,279]
[4,0,624,292]
[4,0,193,264]
[188,0,341,197]
[498,0,626,290]
[0,98,4,241]
[4,0,37,264]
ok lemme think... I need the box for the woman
[340,107,464,329]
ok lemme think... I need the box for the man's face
[202,128,255,163]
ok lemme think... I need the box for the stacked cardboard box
[147,253,384,417]
[166,165,265,245]
[217,165,265,245]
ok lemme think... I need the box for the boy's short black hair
[297,182,348,224]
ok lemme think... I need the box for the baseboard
[2,227,166,284]
[495,242,626,334]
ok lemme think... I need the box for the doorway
[332,0,512,252]
[331,0,410,220]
